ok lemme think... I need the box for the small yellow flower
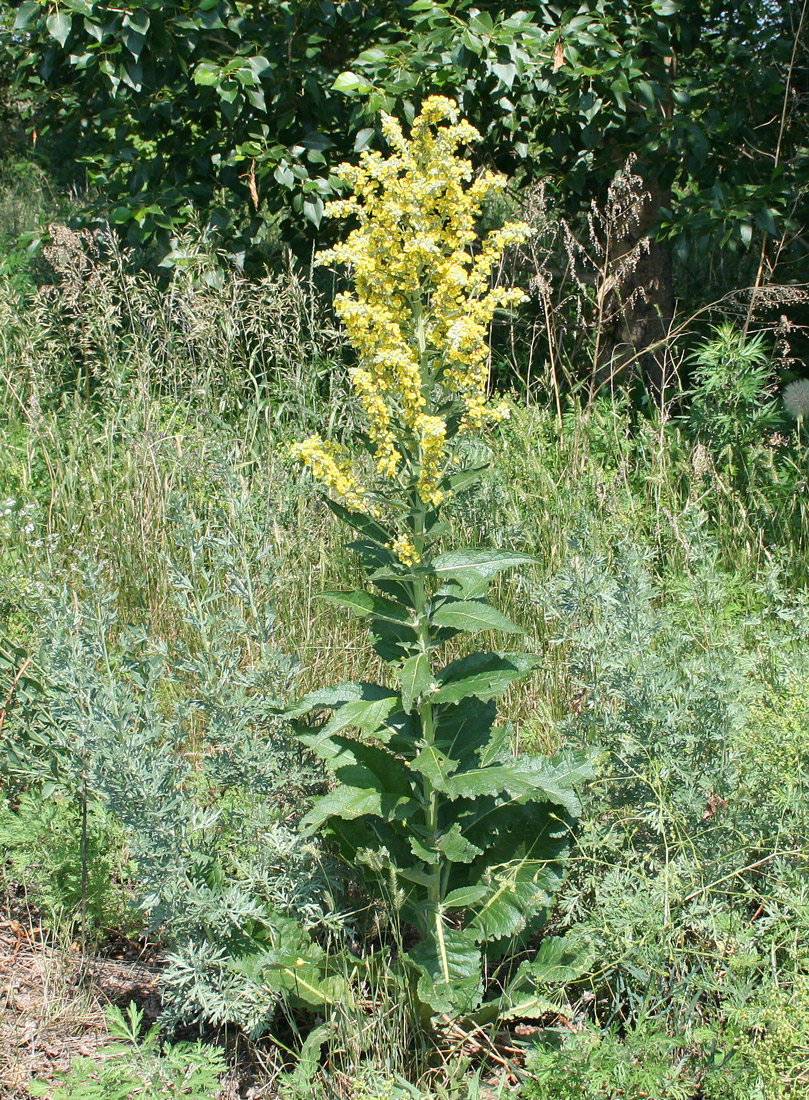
[389,534,421,566]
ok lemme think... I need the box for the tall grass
[2,229,807,712]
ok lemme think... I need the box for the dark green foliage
[291,503,593,1023]
[4,0,806,285]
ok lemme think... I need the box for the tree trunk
[596,177,675,401]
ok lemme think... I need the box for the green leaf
[370,618,419,663]
[442,884,488,908]
[400,652,431,713]
[287,680,385,718]
[193,62,221,86]
[13,2,40,31]
[300,781,411,833]
[430,599,523,635]
[502,936,593,1019]
[333,70,373,95]
[432,697,500,768]
[46,10,72,46]
[126,9,151,34]
[433,652,540,704]
[318,691,400,739]
[408,743,458,787]
[443,754,586,815]
[324,499,393,546]
[469,857,562,942]
[435,824,484,864]
[407,924,483,1015]
[318,590,410,624]
[432,549,538,599]
[442,464,489,493]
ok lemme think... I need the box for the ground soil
[0,902,162,1099]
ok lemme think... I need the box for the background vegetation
[0,1,807,1097]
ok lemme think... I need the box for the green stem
[411,494,442,910]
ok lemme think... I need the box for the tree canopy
[1,1,804,261]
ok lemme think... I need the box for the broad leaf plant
[290,98,589,1024]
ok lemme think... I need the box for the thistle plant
[290,98,589,1023]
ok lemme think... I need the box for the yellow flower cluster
[319,96,530,506]
[289,435,365,511]
[388,534,421,567]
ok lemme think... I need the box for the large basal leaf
[432,652,540,704]
[430,598,524,635]
[501,936,593,1020]
[406,923,483,1016]
[432,549,539,599]
[229,915,353,1010]
[468,857,563,942]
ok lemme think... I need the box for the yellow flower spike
[301,96,530,505]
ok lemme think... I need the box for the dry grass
[0,908,162,1099]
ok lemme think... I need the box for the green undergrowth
[1,246,808,1096]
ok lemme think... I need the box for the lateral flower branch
[289,98,590,1026]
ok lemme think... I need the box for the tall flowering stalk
[290,99,588,1024]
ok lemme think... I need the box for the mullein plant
[290,98,589,1024]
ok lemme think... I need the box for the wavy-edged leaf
[299,695,400,760]
[319,691,400,739]
[468,857,562,943]
[431,598,523,635]
[436,824,484,864]
[408,743,458,787]
[432,697,500,767]
[502,936,593,1020]
[407,924,483,1016]
[443,755,584,815]
[286,680,389,719]
[443,884,488,908]
[300,781,412,834]
[433,652,540,704]
[432,549,538,599]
